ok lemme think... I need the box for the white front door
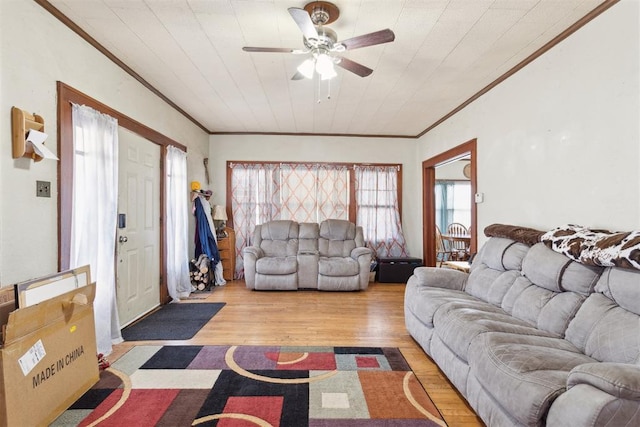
[116,128,161,327]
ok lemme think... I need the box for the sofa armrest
[242,246,264,289]
[350,247,372,260]
[547,363,640,426]
[409,267,467,291]
[350,247,373,290]
[243,246,264,259]
[568,363,640,400]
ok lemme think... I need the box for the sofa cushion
[565,293,640,364]
[501,275,586,337]
[465,238,529,304]
[434,301,556,362]
[485,243,602,338]
[469,332,596,426]
[256,256,297,275]
[522,243,602,294]
[298,222,319,253]
[319,219,357,257]
[405,278,480,329]
[257,220,299,257]
[476,237,529,272]
[595,267,640,315]
[466,267,520,307]
[318,257,359,276]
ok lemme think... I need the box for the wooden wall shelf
[11,106,45,162]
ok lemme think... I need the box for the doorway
[116,128,161,326]
[422,139,477,266]
[58,82,187,305]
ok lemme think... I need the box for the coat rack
[11,106,45,162]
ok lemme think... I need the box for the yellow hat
[191,181,201,191]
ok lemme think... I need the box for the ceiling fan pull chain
[327,78,331,100]
[317,76,322,104]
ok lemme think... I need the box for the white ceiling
[44,0,608,137]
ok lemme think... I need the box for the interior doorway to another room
[422,139,477,267]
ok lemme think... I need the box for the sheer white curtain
[70,104,121,356]
[165,146,190,300]
[355,165,408,258]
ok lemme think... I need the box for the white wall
[418,0,639,246]
[208,134,421,256]
[436,160,470,181]
[0,0,209,284]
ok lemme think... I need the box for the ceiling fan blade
[339,29,395,50]
[242,47,296,53]
[336,57,373,77]
[291,71,305,81]
[288,7,319,41]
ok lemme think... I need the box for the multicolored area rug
[52,345,447,426]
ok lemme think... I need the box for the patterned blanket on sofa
[541,224,640,271]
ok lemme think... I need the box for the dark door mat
[121,302,225,341]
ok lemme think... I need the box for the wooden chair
[446,222,470,261]
[435,226,452,267]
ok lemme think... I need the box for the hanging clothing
[194,196,220,264]
[193,194,226,286]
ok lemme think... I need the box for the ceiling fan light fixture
[297,58,315,79]
[243,2,395,83]
[320,66,337,80]
[315,53,335,78]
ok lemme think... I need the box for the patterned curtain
[355,165,408,258]
[278,163,349,222]
[230,162,349,278]
[230,163,277,279]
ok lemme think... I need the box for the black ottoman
[377,257,423,283]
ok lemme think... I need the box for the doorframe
[422,139,477,266]
[57,81,187,304]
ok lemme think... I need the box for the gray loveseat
[405,225,640,426]
[243,219,373,291]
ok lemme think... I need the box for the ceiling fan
[242,1,395,80]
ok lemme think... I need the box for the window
[435,180,471,233]
[355,165,408,257]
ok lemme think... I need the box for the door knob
[119,236,128,243]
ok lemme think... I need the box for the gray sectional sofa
[243,219,373,291]
[405,226,640,426]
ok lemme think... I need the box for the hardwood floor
[111,280,484,427]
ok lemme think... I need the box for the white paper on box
[18,339,46,376]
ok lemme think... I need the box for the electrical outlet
[36,180,51,198]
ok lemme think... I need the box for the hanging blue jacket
[194,197,220,265]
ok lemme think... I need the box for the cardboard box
[0,287,14,340]
[0,283,99,426]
